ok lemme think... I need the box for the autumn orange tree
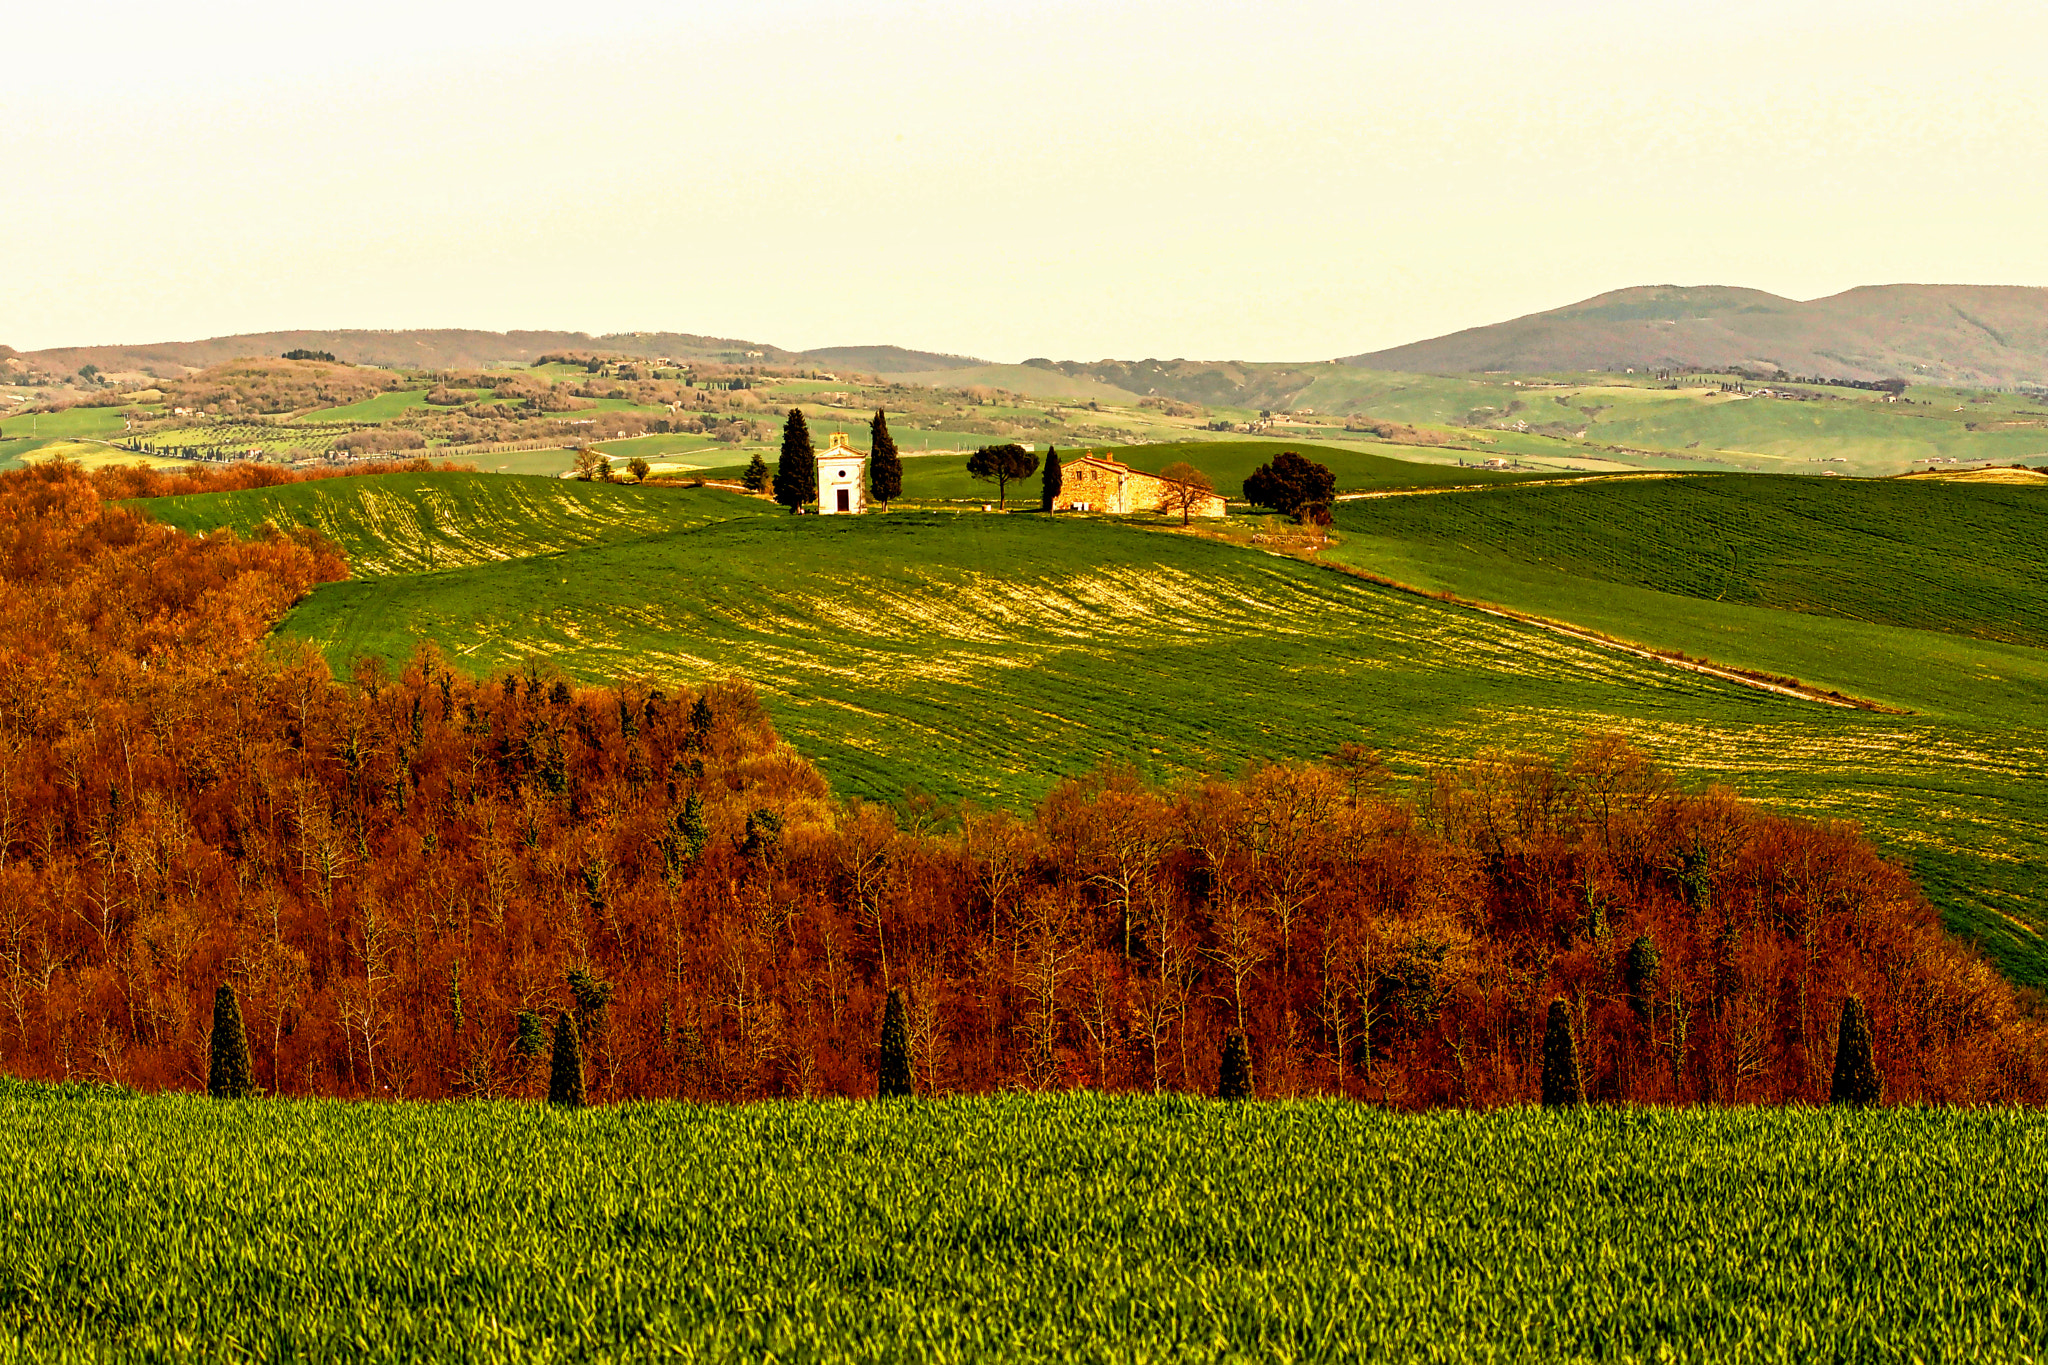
[0,457,2039,1108]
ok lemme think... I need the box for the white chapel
[816,432,867,515]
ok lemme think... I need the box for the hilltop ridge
[1346,283,2048,386]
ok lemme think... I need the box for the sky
[5,0,2046,361]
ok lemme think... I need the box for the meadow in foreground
[4,1086,2044,1363]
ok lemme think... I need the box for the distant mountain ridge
[1345,284,2048,386]
[8,331,986,379]
[12,283,2048,393]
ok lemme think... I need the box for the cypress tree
[548,1010,585,1107]
[867,409,903,509]
[1216,1029,1254,1099]
[1040,445,1063,512]
[877,986,913,1097]
[1829,994,1882,1107]
[1623,934,1662,1024]
[772,408,816,512]
[207,982,254,1099]
[1539,998,1584,1108]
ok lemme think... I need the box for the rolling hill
[1346,284,2048,387]
[143,469,2048,987]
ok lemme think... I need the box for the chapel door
[837,488,850,512]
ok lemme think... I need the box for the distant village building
[1051,454,1226,518]
[816,431,867,515]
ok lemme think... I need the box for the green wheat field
[4,1083,2044,1362]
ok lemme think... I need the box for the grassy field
[299,389,430,423]
[142,473,778,577]
[1333,474,2048,647]
[0,403,146,462]
[5,1086,2044,1361]
[1325,473,2048,983]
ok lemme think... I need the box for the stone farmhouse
[816,431,867,514]
[1051,454,1226,518]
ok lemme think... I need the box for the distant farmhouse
[817,431,866,514]
[1052,454,1226,518]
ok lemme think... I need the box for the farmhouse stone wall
[1052,456,1226,518]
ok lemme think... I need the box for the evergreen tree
[1623,934,1662,1024]
[1217,1029,1254,1099]
[741,450,769,493]
[1040,445,1063,512]
[1242,451,1335,520]
[1539,999,1584,1107]
[1830,994,1882,1106]
[867,409,903,509]
[772,408,816,512]
[877,986,913,1097]
[207,982,254,1099]
[514,1010,546,1060]
[549,1010,585,1107]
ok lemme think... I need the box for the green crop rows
[3,1086,2044,1362]
[144,472,780,577]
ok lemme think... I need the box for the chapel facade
[816,432,867,515]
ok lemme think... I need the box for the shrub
[1540,999,1584,1107]
[878,988,912,1098]
[1217,1029,1254,1099]
[207,983,254,1099]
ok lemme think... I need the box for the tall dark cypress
[773,408,816,513]
[207,982,254,1099]
[867,409,903,509]
[1829,994,1882,1106]
[549,1010,585,1107]
[1540,999,1584,1108]
[1040,445,1063,512]
[877,987,912,1097]
[1216,1029,1253,1099]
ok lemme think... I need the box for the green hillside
[143,473,778,577]
[1333,474,2048,646]
[0,403,145,464]
[1326,473,2048,982]
[9,1090,2042,1360]
[144,471,2048,984]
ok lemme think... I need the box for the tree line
[0,457,2039,1106]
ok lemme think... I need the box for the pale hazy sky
[6,0,2045,361]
